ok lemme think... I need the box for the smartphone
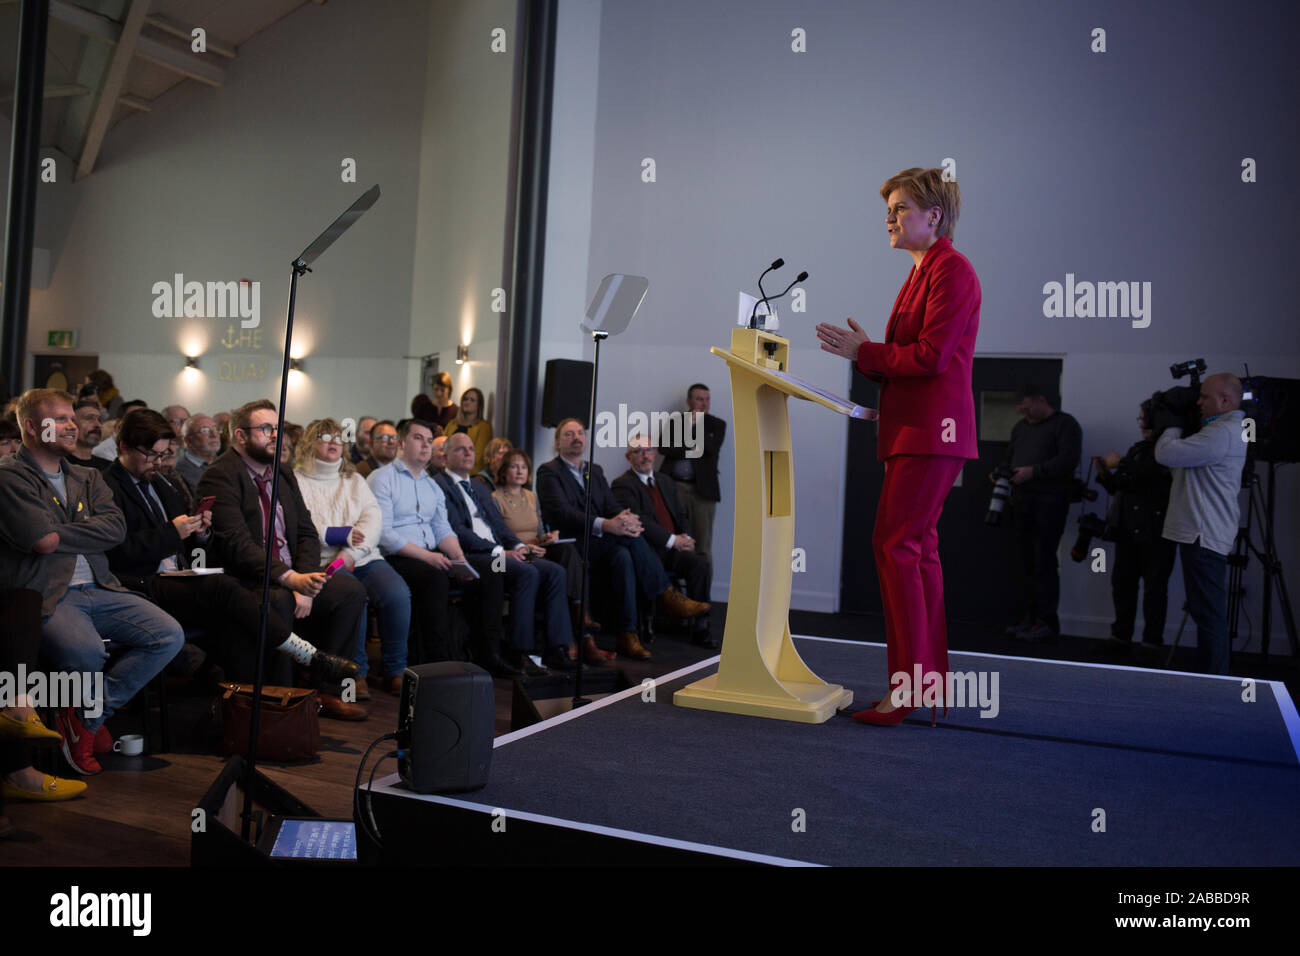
[196,496,216,515]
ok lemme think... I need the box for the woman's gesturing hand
[815,317,870,360]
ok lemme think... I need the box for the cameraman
[1152,372,1246,674]
[1093,402,1175,659]
[999,384,1082,642]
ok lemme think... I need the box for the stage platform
[363,636,1300,866]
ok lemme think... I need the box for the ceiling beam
[49,0,226,88]
[0,83,89,103]
[118,93,152,112]
[76,0,151,180]
[145,13,238,59]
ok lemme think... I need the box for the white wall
[546,0,1300,652]
[19,0,516,431]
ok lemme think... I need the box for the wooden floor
[0,622,722,866]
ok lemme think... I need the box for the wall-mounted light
[289,358,304,373]
[185,355,200,370]
[456,344,469,365]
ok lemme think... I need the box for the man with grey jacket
[0,389,184,775]
[1154,372,1247,675]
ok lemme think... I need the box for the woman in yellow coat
[443,387,493,472]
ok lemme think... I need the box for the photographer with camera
[996,384,1082,642]
[1092,401,1176,660]
[1151,372,1247,674]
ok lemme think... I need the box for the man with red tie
[816,167,981,726]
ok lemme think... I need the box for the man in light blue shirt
[368,419,518,676]
[1154,372,1247,674]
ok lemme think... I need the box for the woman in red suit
[815,167,980,726]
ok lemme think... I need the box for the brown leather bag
[219,683,320,761]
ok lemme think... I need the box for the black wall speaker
[541,358,593,428]
[397,662,494,794]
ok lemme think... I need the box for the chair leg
[157,673,170,754]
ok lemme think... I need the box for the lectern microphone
[750,257,785,327]
[753,269,810,328]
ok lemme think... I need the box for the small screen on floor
[268,819,357,860]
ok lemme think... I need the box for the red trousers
[872,454,965,692]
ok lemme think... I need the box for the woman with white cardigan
[295,418,412,696]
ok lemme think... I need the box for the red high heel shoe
[852,705,915,726]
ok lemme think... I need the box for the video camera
[1144,357,1206,439]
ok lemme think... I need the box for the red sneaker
[93,723,114,756]
[54,707,102,776]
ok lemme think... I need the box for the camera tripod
[1227,460,1297,662]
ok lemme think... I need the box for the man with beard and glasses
[197,400,370,720]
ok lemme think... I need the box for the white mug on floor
[113,734,145,756]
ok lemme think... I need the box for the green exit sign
[47,330,78,349]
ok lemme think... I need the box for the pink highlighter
[325,556,346,577]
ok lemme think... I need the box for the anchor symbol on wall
[220,325,238,349]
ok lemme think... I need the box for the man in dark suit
[437,432,574,674]
[536,418,709,661]
[659,384,726,559]
[612,436,714,648]
[104,408,357,691]
[196,400,369,720]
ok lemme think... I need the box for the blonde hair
[879,167,961,240]
[296,418,356,477]
[16,387,75,437]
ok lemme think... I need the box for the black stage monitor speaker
[397,662,494,794]
[541,358,593,428]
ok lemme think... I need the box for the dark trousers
[148,572,292,684]
[587,534,670,633]
[246,574,367,686]
[1111,536,1177,644]
[462,555,508,659]
[661,548,711,632]
[385,555,454,662]
[484,555,572,651]
[1012,492,1071,632]
[1180,541,1229,674]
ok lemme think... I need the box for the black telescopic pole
[239,258,308,841]
[573,329,607,707]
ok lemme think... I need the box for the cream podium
[673,327,877,723]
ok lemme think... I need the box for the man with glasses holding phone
[197,400,370,720]
[176,414,221,494]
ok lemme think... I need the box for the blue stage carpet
[375,636,1300,866]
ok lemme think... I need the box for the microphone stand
[572,328,608,709]
[239,186,380,843]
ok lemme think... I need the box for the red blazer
[855,237,980,461]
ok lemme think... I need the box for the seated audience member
[443,387,493,472]
[280,422,302,466]
[155,438,193,510]
[295,419,412,696]
[86,369,124,419]
[428,434,448,477]
[473,437,512,493]
[162,405,189,434]
[369,420,517,676]
[612,436,715,648]
[350,415,377,466]
[1,586,86,807]
[493,449,610,665]
[438,433,575,674]
[0,419,20,458]
[104,409,357,691]
[411,371,457,430]
[176,414,220,493]
[537,418,709,661]
[354,420,398,477]
[214,411,233,455]
[69,400,109,472]
[197,400,370,720]
[0,389,184,775]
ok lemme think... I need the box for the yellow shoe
[1,774,88,802]
[0,710,64,744]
